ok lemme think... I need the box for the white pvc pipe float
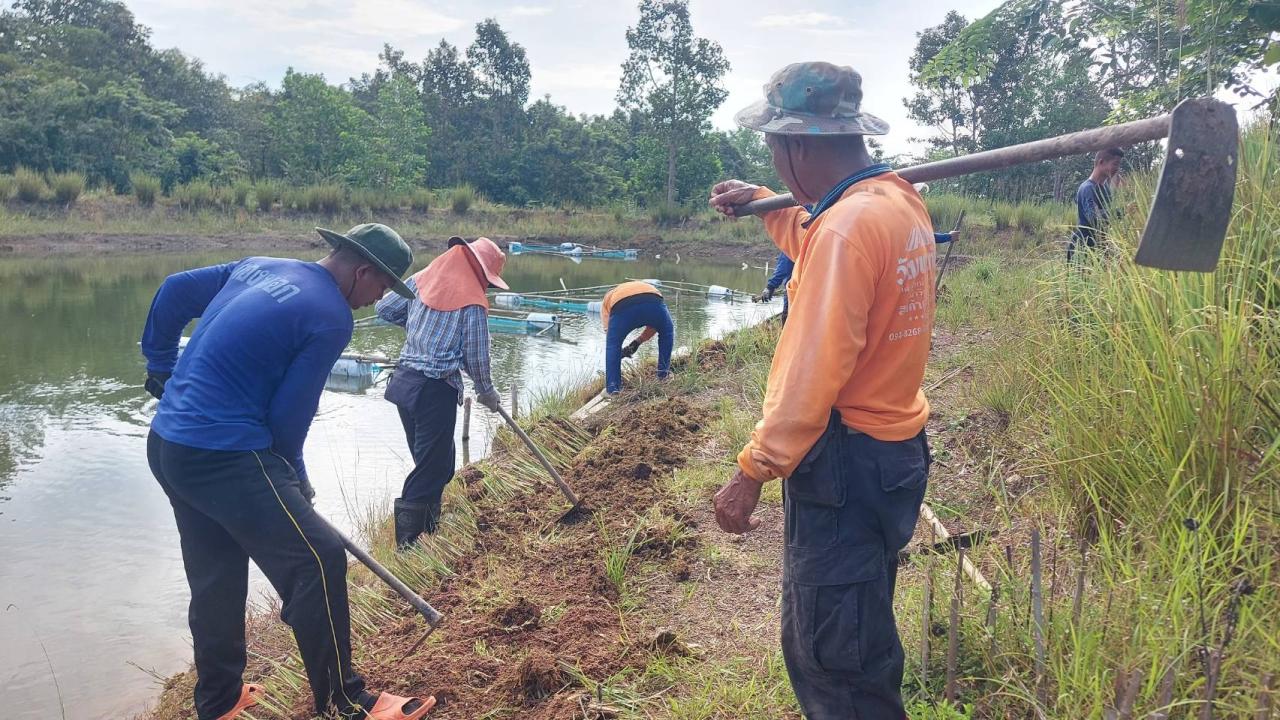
[642,279,662,287]
[587,301,603,314]
[706,284,733,298]
[494,292,522,308]
[525,312,559,328]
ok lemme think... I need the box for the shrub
[991,201,1017,231]
[449,184,477,215]
[924,193,972,231]
[14,166,47,202]
[254,181,282,211]
[0,174,14,201]
[650,201,691,227]
[304,184,345,214]
[130,172,161,207]
[1013,202,1051,233]
[281,187,307,212]
[49,171,86,206]
[232,181,252,208]
[409,188,432,213]
[174,180,215,209]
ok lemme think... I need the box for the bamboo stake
[1150,659,1178,720]
[921,526,934,690]
[985,582,1000,660]
[945,548,963,701]
[1031,529,1046,694]
[1256,673,1274,720]
[510,385,519,420]
[1117,668,1143,720]
[920,503,991,592]
[462,397,472,441]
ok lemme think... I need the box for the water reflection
[0,250,777,719]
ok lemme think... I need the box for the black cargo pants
[781,413,930,719]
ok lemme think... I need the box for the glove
[144,371,171,400]
[477,389,502,412]
[621,339,643,359]
[760,287,775,302]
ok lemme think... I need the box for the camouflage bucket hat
[735,61,889,136]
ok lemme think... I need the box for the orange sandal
[215,683,264,720]
[366,692,437,719]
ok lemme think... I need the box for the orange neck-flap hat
[415,236,509,311]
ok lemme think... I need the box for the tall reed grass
[449,184,478,215]
[130,172,160,207]
[0,173,14,201]
[49,171,85,206]
[14,166,46,202]
[991,125,1280,716]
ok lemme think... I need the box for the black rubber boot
[423,501,442,536]
[394,499,428,550]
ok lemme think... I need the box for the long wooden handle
[733,113,1172,216]
[329,522,444,626]
[496,405,582,506]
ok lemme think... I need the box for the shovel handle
[327,521,444,627]
[733,112,1173,217]
[495,406,582,507]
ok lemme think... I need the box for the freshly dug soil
[349,396,711,719]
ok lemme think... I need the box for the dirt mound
[354,396,711,719]
[512,649,567,703]
[491,597,541,631]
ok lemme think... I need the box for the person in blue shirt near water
[1068,147,1123,262]
[760,252,794,318]
[140,224,438,720]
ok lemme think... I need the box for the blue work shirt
[766,252,795,292]
[140,257,353,481]
[1074,178,1111,242]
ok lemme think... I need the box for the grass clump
[253,180,282,211]
[50,171,86,206]
[990,200,1016,231]
[231,181,252,209]
[0,173,14,201]
[130,172,161,207]
[303,183,344,214]
[925,193,973,231]
[14,166,47,202]
[449,184,478,215]
[409,188,432,213]
[173,180,215,210]
[650,201,691,227]
[1012,201,1051,233]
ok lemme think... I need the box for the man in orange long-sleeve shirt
[708,62,936,719]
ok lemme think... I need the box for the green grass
[49,171,84,206]
[14,166,46,202]
[253,180,282,212]
[409,188,432,213]
[130,172,160,207]
[172,180,215,210]
[449,184,477,215]
[0,173,14,201]
[302,183,344,214]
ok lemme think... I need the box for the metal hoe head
[1135,98,1239,272]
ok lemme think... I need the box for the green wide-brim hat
[736,61,889,136]
[316,223,415,298]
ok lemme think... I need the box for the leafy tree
[715,128,781,189]
[467,19,530,106]
[268,70,371,184]
[618,0,729,204]
[350,76,430,191]
[906,11,979,155]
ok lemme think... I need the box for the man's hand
[144,371,171,400]
[620,339,643,359]
[709,180,761,218]
[714,468,764,534]
[477,389,502,412]
[298,474,316,504]
[760,286,775,302]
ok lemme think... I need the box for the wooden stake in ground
[1072,537,1087,626]
[921,526,935,689]
[510,385,519,420]
[462,397,472,441]
[1256,672,1275,720]
[985,582,1000,660]
[1150,659,1178,720]
[1031,529,1047,696]
[945,548,964,701]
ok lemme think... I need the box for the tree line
[2,0,1275,208]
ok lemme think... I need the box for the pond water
[0,249,778,719]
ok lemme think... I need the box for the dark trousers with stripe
[147,431,368,719]
[781,414,930,719]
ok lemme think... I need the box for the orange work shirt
[737,172,937,483]
[601,281,663,342]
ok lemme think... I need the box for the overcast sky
[126,0,1007,156]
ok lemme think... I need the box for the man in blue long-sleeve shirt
[141,224,438,720]
[761,252,794,318]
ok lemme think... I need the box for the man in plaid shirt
[376,237,508,548]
